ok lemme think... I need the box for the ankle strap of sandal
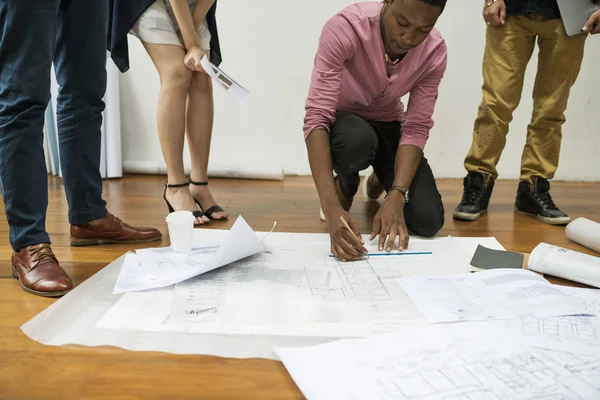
[188,179,208,186]
[165,182,189,188]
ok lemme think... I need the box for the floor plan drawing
[364,344,600,400]
[276,324,600,400]
[503,316,600,357]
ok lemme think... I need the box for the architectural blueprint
[396,269,593,323]
[498,286,600,357]
[110,236,477,337]
[21,227,506,359]
[503,316,600,357]
[114,216,264,293]
[558,285,600,315]
[276,323,600,400]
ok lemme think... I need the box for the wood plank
[0,175,598,399]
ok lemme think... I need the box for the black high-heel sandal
[163,182,208,225]
[188,179,228,220]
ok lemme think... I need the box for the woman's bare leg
[186,69,228,219]
[142,41,208,224]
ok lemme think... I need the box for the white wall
[119,0,600,181]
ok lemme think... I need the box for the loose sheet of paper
[200,56,249,105]
[497,285,600,357]
[501,316,600,357]
[397,269,593,323]
[113,216,264,293]
[529,242,600,288]
[275,323,600,400]
[558,285,600,315]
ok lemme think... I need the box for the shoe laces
[533,189,558,210]
[461,185,484,206]
[29,244,57,263]
[106,212,124,226]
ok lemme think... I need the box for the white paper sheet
[97,288,174,331]
[113,216,264,293]
[558,285,600,315]
[485,288,600,357]
[105,237,477,338]
[276,323,600,400]
[501,316,600,357]
[529,242,600,288]
[22,230,507,359]
[397,269,593,323]
[200,56,249,105]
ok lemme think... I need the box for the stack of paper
[276,270,600,399]
[113,216,264,293]
[396,269,594,323]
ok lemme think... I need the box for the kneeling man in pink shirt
[303,0,448,261]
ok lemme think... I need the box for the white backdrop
[119,0,600,181]
[45,53,123,179]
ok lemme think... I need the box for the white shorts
[130,0,211,51]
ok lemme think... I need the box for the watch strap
[387,186,409,202]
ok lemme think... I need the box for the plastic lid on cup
[166,210,196,224]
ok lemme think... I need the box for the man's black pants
[330,112,444,237]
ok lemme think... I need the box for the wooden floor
[0,175,599,399]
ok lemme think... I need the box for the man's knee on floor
[331,116,378,174]
[408,205,445,238]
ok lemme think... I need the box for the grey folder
[470,245,524,271]
[557,0,600,36]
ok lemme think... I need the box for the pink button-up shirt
[303,2,447,150]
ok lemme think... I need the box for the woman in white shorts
[130,0,228,225]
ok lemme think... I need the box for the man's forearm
[306,129,339,212]
[392,144,423,192]
[192,0,215,26]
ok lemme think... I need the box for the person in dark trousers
[304,0,447,261]
[454,0,589,225]
[0,0,162,297]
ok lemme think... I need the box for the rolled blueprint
[528,243,600,288]
[566,218,600,254]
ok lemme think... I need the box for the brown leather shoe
[11,243,73,297]
[363,172,385,200]
[70,213,162,246]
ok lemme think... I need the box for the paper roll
[528,242,600,288]
[566,218,600,254]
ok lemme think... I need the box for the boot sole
[453,210,486,221]
[70,235,162,247]
[515,208,571,226]
[11,266,72,298]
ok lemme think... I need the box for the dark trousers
[0,0,108,251]
[330,112,444,237]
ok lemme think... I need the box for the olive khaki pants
[464,15,587,185]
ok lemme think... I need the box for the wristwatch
[387,186,410,203]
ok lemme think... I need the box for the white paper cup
[166,211,195,254]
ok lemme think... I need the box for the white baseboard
[123,160,284,181]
